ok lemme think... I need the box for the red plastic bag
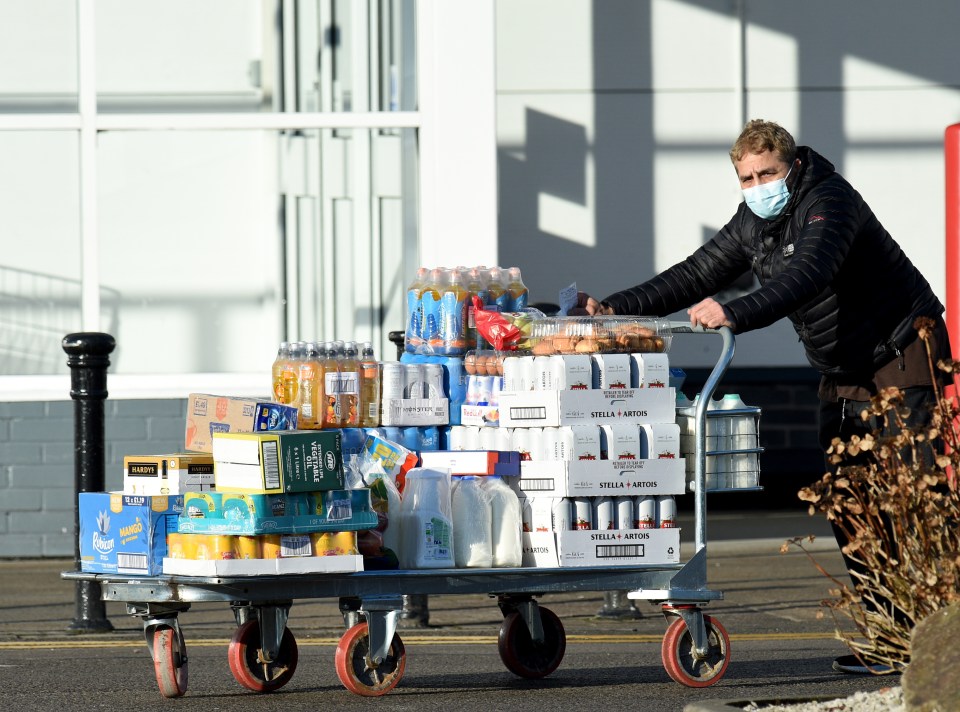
[473,296,521,350]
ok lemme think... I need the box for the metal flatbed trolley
[63,323,761,697]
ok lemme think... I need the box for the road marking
[0,631,838,651]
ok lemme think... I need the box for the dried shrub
[784,317,960,672]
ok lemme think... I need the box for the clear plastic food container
[527,316,671,355]
[463,350,507,376]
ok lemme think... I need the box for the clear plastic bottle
[420,268,445,352]
[465,267,489,349]
[482,475,522,567]
[280,342,303,406]
[405,267,428,353]
[485,266,510,312]
[271,341,292,403]
[506,266,529,312]
[321,342,343,429]
[359,342,381,428]
[339,341,361,427]
[297,341,323,429]
[439,268,469,355]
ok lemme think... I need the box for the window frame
[0,0,498,401]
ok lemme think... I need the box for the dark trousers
[817,387,938,624]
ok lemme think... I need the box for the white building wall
[496,0,960,368]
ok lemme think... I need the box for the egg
[464,352,478,375]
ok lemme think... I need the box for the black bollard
[63,332,116,634]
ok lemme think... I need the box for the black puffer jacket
[603,146,943,376]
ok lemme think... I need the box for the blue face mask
[742,164,794,219]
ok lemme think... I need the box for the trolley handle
[666,323,735,553]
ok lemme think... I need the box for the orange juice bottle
[340,341,361,427]
[297,341,323,429]
[321,342,343,429]
[271,342,292,402]
[279,342,303,405]
[359,342,381,427]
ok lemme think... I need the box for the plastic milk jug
[397,468,454,569]
[451,476,493,567]
[482,475,522,567]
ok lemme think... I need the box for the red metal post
[946,124,960,358]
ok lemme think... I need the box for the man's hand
[569,292,615,316]
[687,298,735,329]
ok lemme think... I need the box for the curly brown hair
[729,119,797,164]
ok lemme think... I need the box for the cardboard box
[123,453,215,495]
[185,394,298,453]
[459,403,500,427]
[162,554,364,576]
[497,387,675,428]
[79,492,183,575]
[380,397,449,426]
[418,450,521,476]
[557,527,680,567]
[514,458,685,498]
[212,430,344,494]
[521,531,560,568]
[178,488,377,535]
[520,527,681,567]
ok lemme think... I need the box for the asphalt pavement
[0,509,903,711]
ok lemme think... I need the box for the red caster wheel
[497,606,566,679]
[334,622,406,696]
[228,619,299,692]
[152,625,189,698]
[661,613,730,687]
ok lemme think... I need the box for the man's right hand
[569,292,614,316]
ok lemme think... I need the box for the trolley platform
[63,324,750,697]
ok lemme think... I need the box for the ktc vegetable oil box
[212,430,345,494]
[78,492,183,575]
[123,453,215,495]
[185,393,299,454]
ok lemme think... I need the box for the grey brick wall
[0,398,187,558]
[0,367,827,558]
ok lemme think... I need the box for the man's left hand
[687,298,736,330]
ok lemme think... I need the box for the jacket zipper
[889,340,905,370]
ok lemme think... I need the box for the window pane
[0,1,78,112]
[95,0,266,112]
[0,132,81,375]
[290,0,417,113]
[97,130,282,374]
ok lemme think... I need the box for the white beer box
[556,526,680,567]
[630,352,670,389]
[639,423,681,459]
[498,387,675,428]
[521,531,559,568]
[515,458,685,498]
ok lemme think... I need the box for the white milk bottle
[699,394,728,489]
[397,467,455,569]
[451,476,493,567]
[722,393,758,488]
[483,476,522,567]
